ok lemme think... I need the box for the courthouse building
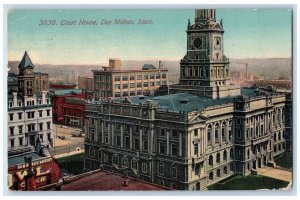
[83,9,292,190]
[93,59,168,99]
[7,52,54,152]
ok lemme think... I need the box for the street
[49,124,85,156]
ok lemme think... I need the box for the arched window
[224,166,228,174]
[216,153,220,164]
[209,155,213,166]
[209,172,213,180]
[89,147,95,157]
[230,148,233,159]
[222,122,226,140]
[215,123,219,143]
[171,166,177,178]
[223,150,227,161]
[207,125,212,144]
[247,149,250,159]
[112,154,119,165]
[121,156,129,168]
[217,169,221,177]
[189,68,193,77]
[182,69,186,77]
[131,158,138,170]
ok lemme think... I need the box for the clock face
[193,37,202,49]
[27,70,31,75]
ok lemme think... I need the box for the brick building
[93,59,168,99]
[50,89,86,128]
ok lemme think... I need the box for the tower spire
[195,9,216,23]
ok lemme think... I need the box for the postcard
[6,7,293,192]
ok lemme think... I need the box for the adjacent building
[7,52,54,152]
[50,89,87,128]
[83,9,292,190]
[93,59,168,99]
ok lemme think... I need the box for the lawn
[274,152,292,169]
[56,153,85,175]
[208,175,289,190]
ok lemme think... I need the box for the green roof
[18,51,34,69]
[111,88,278,113]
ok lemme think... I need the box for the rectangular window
[19,137,23,146]
[122,76,128,81]
[47,122,51,130]
[130,75,135,80]
[9,113,13,121]
[137,75,142,80]
[104,154,109,163]
[137,82,142,88]
[156,81,161,86]
[39,123,43,131]
[46,109,50,116]
[115,76,120,81]
[162,81,167,85]
[10,139,14,147]
[9,101,13,108]
[143,139,148,151]
[130,91,135,96]
[142,163,147,173]
[10,127,14,136]
[130,83,135,88]
[27,124,35,132]
[194,143,199,156]
[134,138,139,150]
[159,142,165,154]
[39,110,42,117]
[125,136,130,149]
[47,133,51,142]
[150,74,155,79]
[143,82,148,87]
[18,126,22,134]
[115,92,121,97]
[162,74,167,79]
[150,82,155,86]
[18,112,22,120]
[172,130,178,139]
[115,84,120,89]
[156,74,161,79]
[194,129,198,137]
[172,144,178,156]
[116,135,121,147]
[122,84,128,89]
[144,74,149,80]
[137,90,142,95]
[158,163,164,175]
[123,92,128,97]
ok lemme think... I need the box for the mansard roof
[18,51,34,69]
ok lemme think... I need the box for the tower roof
[18,51,34,69]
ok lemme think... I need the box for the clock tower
[171,9,240,99]
[18,51,36,97]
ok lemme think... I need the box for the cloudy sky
[8,9,292,65]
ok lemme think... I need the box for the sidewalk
[53,149,85,159]
[257,166,292,182]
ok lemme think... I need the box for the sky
[7,9,292,65]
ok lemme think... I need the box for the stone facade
[83,9,292,190]
[7,52,54,152]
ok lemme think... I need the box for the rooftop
[62,170,170,191]
[50,89,83,96]
[107,88,282,113]
[18,51,34,69]
[8,151,45,167]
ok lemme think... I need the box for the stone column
[111,123,114,146]
[212,123,215,147]
[166,130,170,155]
[179,131,182,156]
[139,128,143,151]
[129,126,133,150]
[120,125,124,148]
[101,121,104,143]
[108,123,111,145]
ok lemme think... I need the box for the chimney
[12,92,17,107]
[42,90,47,104]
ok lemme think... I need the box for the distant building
[93,58,168,99]
[50,89,86,128]
[83,9,292,190]
[7,52,54,151]
[50,83,77,90]
[78,76,94,93]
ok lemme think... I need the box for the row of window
[9,133,52,148]
[115,81,162,89]
[208,149,233,167]
[8,98,51,108]
[9,122,51,135]
[9,109,51,121]
[114,74,167,82]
